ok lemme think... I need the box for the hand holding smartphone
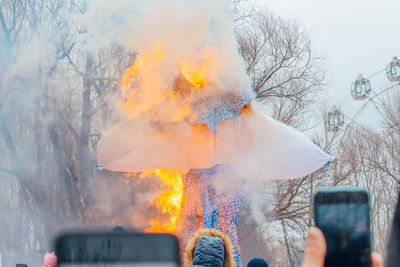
[314,188,372,267]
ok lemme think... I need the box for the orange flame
[180,59,209,89]
[119,41,219,122]
[120,41,193,122]
[139,169,184,233]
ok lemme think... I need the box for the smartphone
[55,232,180,267]
[314,188,372,267]
[386,190,400,267]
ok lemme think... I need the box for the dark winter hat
[112,225,126,233]
[193,236,225,267]
[247,258,269,267]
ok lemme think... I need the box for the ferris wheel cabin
[386,56,400,82]
[351,74,371,100]
[325,110,344,132]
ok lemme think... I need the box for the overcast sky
[262,0,400,127]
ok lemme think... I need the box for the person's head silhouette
[247,258,269,267]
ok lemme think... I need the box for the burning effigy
[93,1,331,266]
[96,43,331,266]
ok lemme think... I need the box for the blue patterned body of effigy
[193,90,255,267]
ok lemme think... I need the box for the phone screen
[55,233,180,267]
[314,190,371,267]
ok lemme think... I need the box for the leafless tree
[236,9,326,129]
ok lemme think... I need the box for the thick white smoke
[76,0,251,98]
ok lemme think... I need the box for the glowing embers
[325,110,344,132]
[139,169,184,233]
[351,74,371,100]
[386,56,400,82]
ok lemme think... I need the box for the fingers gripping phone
[55,232,180,267]
[314,188,372,267]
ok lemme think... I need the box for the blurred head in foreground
[184,228,234,267]
[247,258,269,267]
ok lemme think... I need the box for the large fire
[118,41,215,233]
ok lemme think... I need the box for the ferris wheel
[324,56,400,133]
[324,56,400,184]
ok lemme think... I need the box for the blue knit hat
[247,258,269,267]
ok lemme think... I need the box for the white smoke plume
[75,0,252,123]
[79,0,248,84]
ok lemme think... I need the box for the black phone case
[313,188,372,267]
[55,232,180,265]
